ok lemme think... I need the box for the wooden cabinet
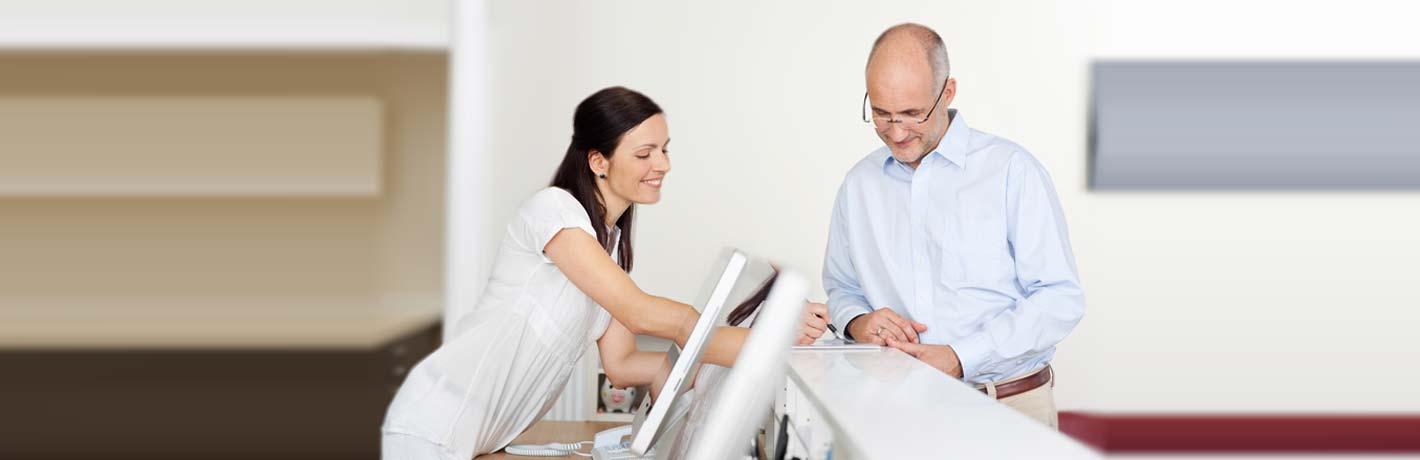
[0,317,439,460]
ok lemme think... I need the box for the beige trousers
[978,368,1058,430]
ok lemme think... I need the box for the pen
[809,299,840,340]
[807,298,841,341]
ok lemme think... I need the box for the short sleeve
[512,187,598,264]
[591,308,613,341]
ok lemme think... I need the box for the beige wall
[0,0,446,26]
[0,53,447,325]
[487,0,1420,413]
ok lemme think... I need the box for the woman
[381,87,828,460]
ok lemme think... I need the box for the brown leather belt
[977,365,1052,399]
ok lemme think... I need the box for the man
[823,23,1085,429]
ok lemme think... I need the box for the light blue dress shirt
[823,109,1085,385]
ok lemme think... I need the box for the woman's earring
[598,174,606,179]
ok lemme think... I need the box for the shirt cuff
[951,331,995,383]
[831,305,872,341]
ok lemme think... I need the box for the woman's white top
[382,187,615,459]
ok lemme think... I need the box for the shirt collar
[877,109,970,175]
[935,109,969,168]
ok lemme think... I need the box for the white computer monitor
[660,270,807,460]
[625,248,749,456]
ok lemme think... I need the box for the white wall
[1072,0,1420,413]
[487,0,1420,413]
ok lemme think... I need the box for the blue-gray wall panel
[1090,61,1420,189]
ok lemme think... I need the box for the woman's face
[597,114,671,205]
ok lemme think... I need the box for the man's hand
[845,307,928,345]
[798,302,830,345]
[885,338,964,378]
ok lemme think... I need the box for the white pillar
[444,0,490,337]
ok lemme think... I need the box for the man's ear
[587,150,609,178]
[941,78,958,107]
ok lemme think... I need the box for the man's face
[866,57,955,168]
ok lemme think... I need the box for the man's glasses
[862,77,949,129]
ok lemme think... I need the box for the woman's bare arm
[547,228,752,368]
[545,228,696,345]
[598,318,668,388]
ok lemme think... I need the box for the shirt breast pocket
[942,217,1014,285]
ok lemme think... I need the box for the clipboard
[792,338,882,351]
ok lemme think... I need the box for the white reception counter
[774,347,1099,459]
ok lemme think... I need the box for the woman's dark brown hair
[549,87,663,272]
[726,273,778,327]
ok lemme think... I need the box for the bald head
[863,23,956,169]
[866,23,950,87]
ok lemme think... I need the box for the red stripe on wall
[1059,411,1420,453]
